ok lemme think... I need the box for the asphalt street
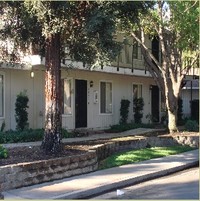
[91,167,199,200]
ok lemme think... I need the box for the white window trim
[62,77,73,117]
[0,72,5,119]
[132,82,143,114]
[99,80,113,115]
[132,82,143,98]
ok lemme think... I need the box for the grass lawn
[99,146,195,170]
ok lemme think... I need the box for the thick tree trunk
[165,84,179,133]
[41,33,63,154]
[167,108,178,133]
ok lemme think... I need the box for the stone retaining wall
[0,135,198,192]
[89,135,199,161]
[0,150,97,191]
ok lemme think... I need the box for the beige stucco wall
[60,69,156,130]
[0,67,157,131]
[181,89,199,118]
[0,69,45,131]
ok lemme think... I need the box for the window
[100,82,112,114]
[62,79,72,115]
[133,84,142,100]
[132,42,138,59]
[125,44,132,64]
[0,74,4,117]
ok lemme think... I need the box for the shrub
[185,120,199,132]
[0,128,74,144]
[0,121,6,132]
[120,99,130,124]
[62,128,75,138]
[0,145,8,159]
[133,97,144,123]
[15,91,29,131]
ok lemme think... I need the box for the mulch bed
[0,131,198,167]
[0,144,90,167]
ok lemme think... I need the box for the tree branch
[131,30,164,74]
[184,1,198,13]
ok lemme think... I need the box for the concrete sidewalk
[2,128,164,148]
[2,149,199,199]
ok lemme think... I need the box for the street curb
[53,160,199,199]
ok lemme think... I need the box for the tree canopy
[0,1,152,153]
[117,0,199,132]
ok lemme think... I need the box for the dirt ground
[0,144,90,166]
[0,131,198,167]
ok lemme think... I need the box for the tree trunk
[167,108,178,133]
[165,86,179,133]
[41,33,63,154]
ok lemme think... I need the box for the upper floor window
[0,74,4,117]
[100,81,112,114]
[132,42,139,59]
[125,44,132,64]
[62,78,72,115]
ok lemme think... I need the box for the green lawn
[99,146,195,170]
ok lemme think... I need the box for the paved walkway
[2,128,164,148]
[2,149,199,199]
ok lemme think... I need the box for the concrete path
[2,128,164,148]
[2,149,199,199]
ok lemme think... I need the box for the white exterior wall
[1,67,156,131]
[181,89,199,118]
[0,69,45,131]
[61,69,155,130]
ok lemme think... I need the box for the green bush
[120,99,130,124]
[185,120,199,132]
[15,91,29,131]
[0,128,74,144]
[133,97,144,123]
[62,128,75,138]
[0,145,8,159]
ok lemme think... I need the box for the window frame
[99,80,113,115]
[62,78,73,116]
[132,83,143,99]
[132,83,143,113]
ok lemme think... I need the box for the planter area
[0,134,199,192]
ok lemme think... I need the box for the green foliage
[15,91,29,131]
[0,145,8,159]
[133,97,144,124]
[0,128,73,144]
[120,99,130,124]
[168,1,199,51]
[62,128,75,138]
[0,1,123,67]
[185,120,199,132]
[0,121,6,132]
[99,146,195,169]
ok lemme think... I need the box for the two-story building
[0,33,198,131]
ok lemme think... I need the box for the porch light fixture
[149,85,153,90]
[30,71,34,78]
[90,81,94,87]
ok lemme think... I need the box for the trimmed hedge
[0,128,74,144]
